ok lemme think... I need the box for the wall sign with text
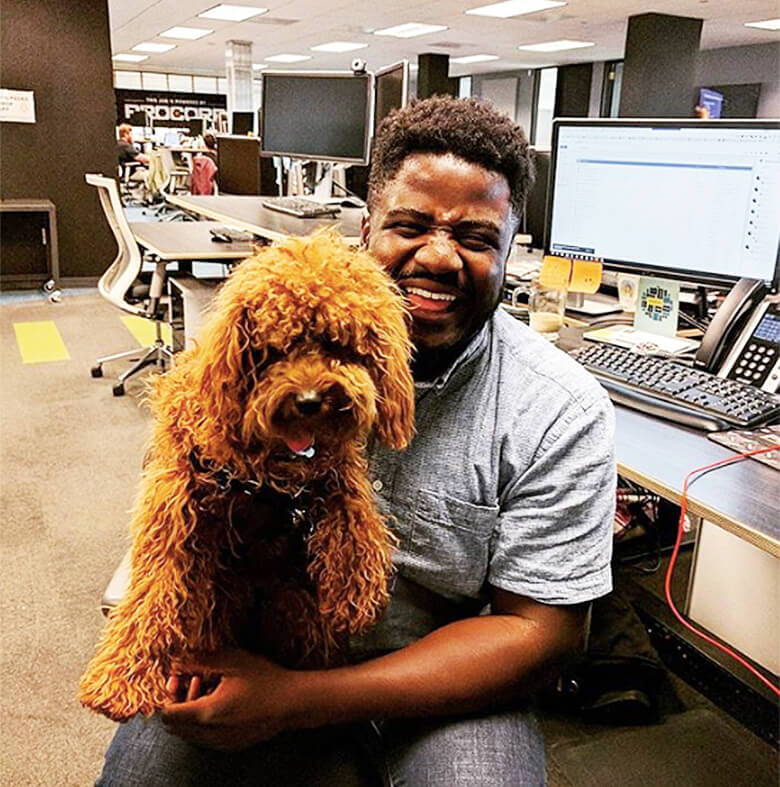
[115,89,227,127]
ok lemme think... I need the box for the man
[97,96,615,786]
[116,123,149,167]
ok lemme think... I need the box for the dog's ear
[361,309,416,450]
[181,279,257,444]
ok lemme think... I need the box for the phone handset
[694,278,767,373]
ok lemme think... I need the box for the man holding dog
[98,96,614,786]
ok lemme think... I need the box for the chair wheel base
[112,383,125,397]
[91,366,103,378]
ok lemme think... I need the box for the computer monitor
[187,118,205,137]
[374,60,409,132]
[260,71,372,165]
[216,134,277,195]
[545,119,780,290]
[232,111,254,136]
[523,149,550,250]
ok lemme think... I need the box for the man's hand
[161,649,303,751]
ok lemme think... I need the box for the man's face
[362,153,516,356]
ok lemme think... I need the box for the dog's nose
[295,390,322,415]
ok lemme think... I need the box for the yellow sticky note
[14,321,70,364]
[538,256,571,290]
[570,259,603,294]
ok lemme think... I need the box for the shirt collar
[414,318,492,394]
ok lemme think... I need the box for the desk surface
[130,221,256,261]
[165,194,364,243]
[614,405,778,556]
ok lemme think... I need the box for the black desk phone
[694,279,780,394]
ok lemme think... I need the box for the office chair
[144,148,192,220]
[86,173,174,396]
[118,161,148,207]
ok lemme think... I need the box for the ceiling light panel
[373,23,448,38]
[198,5,268,21]
[451,54,500,64]
[466,0,565,18]
[744,18,780,30]
[265,53,312,62]
[518,39,595,52]
[310,41,369,53]
[112,53,149,62]
[132,42,176,53]
[159,26,213,40]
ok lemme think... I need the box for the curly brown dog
[79,229,415,722]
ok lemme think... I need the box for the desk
[129,221,256,262]
[614,406,778,557]
[165,194,364,244]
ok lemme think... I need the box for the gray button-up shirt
[352,308,616,657]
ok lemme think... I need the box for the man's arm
[160,588,588,750]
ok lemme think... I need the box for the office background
[0,1,778,784]
[1,0,779,292]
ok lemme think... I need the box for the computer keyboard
[570,342,780,432]
[261,196,341,219]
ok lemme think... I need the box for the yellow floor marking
[13,321,70,364]
[121,316,172,348]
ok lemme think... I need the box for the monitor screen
[260,71,372,165]
[374,60,409,131]
[546,119,780,288]
[232,111,254,136]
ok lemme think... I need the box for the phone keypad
[729,340,778,386]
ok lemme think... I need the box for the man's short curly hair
[368,95,534,222]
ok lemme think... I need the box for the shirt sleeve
[488,389,616,605]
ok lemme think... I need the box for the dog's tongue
[286,434,314,456]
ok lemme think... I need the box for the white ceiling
[108,0,780,77]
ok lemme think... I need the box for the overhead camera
[351,58,367,74]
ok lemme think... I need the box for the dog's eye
[250,346,283,373]
[322,340,361,365]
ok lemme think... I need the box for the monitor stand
[566,291,623,316]
[312,162,334,202]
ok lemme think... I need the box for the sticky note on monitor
[569,260,602,294]
[538,256,571,290]
[538,256,603,294]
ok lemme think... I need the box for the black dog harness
[188,448,315,543]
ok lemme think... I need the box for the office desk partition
[164,194,364,244]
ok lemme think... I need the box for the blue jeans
[97,709,545,786]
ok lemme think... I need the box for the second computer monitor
[545,119,780,289]
[374,60,409,132]
[260,71,373,165]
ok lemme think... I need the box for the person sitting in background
[202,132,218,164]
[116,123,149,167]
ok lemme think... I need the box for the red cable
[664,442,780,698]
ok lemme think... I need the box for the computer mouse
[340,197,366,209]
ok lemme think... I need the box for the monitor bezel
[373,59,410,132]
[545,118,780,290]
[260,70,374,165]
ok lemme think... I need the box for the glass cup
[528,279,567,342]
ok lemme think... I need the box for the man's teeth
[405,287,456,302]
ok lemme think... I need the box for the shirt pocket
[402,488,499,599]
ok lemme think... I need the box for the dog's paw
[78,663,169,721]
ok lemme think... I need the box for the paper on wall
[0,88,36,123]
